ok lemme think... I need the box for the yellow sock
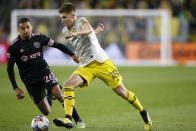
[64,87,75,116]
[126,90,143,112]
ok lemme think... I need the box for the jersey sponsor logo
[21,55,28,62]
[21,52,41,62]
[29,52,41,59]
[34,42,40,48]
[72,28,77,32]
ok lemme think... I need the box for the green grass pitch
[0,64,196,131]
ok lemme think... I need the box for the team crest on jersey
[20,49,24,53]
[72,28,77,32]
[34,42,40,48]
[21,55,28,62]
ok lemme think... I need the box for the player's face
[60,12,76,28]
[18,22,32,40]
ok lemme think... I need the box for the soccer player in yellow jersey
[53,3,152,130]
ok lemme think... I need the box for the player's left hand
[14,88,25,99]
[72,54,79,64]
[97,23,104,31]
[95,23,104,35]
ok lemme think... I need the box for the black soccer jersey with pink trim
[7,33,74,88]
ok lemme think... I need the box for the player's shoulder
[75,17,88,29]
[9,36,20,46]
[77,17,88,24]
[8,36,21,51]
[32,33,45,38]
[32,33,48,40]
[77,17,87,21]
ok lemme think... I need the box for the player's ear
[17,27,21,32]
[72,12,76,17]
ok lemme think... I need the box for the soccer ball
[31,116,49,131]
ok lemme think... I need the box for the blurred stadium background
[0,0,196,131]
[0,0,196,65]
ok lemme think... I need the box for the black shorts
[24,72,58,104]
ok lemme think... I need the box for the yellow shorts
[73,59,123,88]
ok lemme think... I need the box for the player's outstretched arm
[94,23,104,35]
[51,42,79,63]
[65,22,92,39]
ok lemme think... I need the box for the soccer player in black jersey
[7,17,85,128]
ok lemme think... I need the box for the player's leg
[27,84,51,115]
[46,89,53,106]
[50,84,64,103]
[53,73,84,128]
[58,84,83,126]
[97,59,151,130]
[63,74,83,118]
[113,83,143,111]
[50,84,84,126]
[113,83,152,130]
[36,97,51,115]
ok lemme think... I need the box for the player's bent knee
[63,81,77,88]
[56,95,64,103]
[63,74,83,88]
[63,81,73,87]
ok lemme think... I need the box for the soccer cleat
[76,121,86,128]
[140,109,152,131]
[53,118,73,128]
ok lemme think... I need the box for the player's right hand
[72,54,79,64]
[14,88,25,99]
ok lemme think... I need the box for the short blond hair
[58,3,76,14]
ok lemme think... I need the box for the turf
[0,64,196,131]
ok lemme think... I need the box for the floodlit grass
[0,64,196,131]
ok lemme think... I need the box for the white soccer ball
[31,116,49,131]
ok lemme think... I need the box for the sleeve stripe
[32,33,40,36]
[48,39,54,46]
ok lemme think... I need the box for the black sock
[62,104,81,122]
[66,115,72,121]
[72,107,81,122]
[140,109,148,123]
